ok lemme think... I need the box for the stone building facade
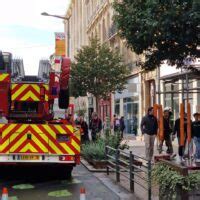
[65,0,156,134]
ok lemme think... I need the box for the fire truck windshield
[0,51,5,70]
[0,52,12,72]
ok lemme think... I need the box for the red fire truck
[0,51,80,178]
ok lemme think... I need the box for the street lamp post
[41,12,70,57]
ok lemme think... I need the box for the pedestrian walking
[192,112,200,162]
[120,116,125,138]
[140,107,158,161]
[158,108,173,155]
[76,115,89,144]
[89,112,102,141]
[173,113,190,162]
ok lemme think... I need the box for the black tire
[58,89,69,109]
[57,165,73,180]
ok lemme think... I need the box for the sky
[0,0,70,75]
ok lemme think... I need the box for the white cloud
[0,0,71,75]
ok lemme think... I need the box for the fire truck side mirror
[58,88,69,109]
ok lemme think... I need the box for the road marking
[10,197,19,200]
[61,178,82,184]
[48,189,72,197]
[12,184,35,190]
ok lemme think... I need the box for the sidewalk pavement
[121,134,179,158]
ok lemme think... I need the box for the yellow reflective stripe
[54,125,66,134]
[60,143,75,155]
[31,134,48,152]
[12,84,29,100]
[0,74,8,81]
[20,91,39,101]
[30,125,42,134]
[49,141,63,154]
[10,135,26,152]
[21,143,37,153]
[43,84,49,101]
[71,139,80,153]
[11,84,18,90]
[31,85,40,93]
[43,84,48,89]
[0,140,9,151]
[43,125,56,138]
[2,124,17,137]
[41,125,63,154]
[17,124,28,133]
[66,125,73,134]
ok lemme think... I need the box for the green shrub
[82,139,106,161]
[152,163,200,200]
[82,131,123,161]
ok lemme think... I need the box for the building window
[123,97,139,135]
[114,99,120,116]
[164,82,179,122]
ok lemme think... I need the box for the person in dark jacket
[76,115,89,144]
[140,107,158,161]
[192,113,200,161]
[158,109,173,154]
[173,113,189,161]
[89,112,102,141]
[120,116,125,138]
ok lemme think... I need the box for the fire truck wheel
[58,89,69,109]
[65,166,73,179]
[57,165,73,180]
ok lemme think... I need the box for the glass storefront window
[114,99,120,116]
[114,76,140,135]
[123,99,139,135]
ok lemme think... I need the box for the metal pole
[115,149,120,182]
[129,151,134,192]
[148,160,152,200]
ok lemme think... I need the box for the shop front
[114,76,140,134]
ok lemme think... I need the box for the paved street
[0,164,120,200]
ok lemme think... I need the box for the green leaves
[70,37,129,98]
[152,163,200,199]
[113,0,200,70]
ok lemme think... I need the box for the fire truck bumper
[0,154,80,165]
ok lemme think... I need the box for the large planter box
[85,157,107,169]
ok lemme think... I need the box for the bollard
[80,187,86,200]
[1,187,8,200]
